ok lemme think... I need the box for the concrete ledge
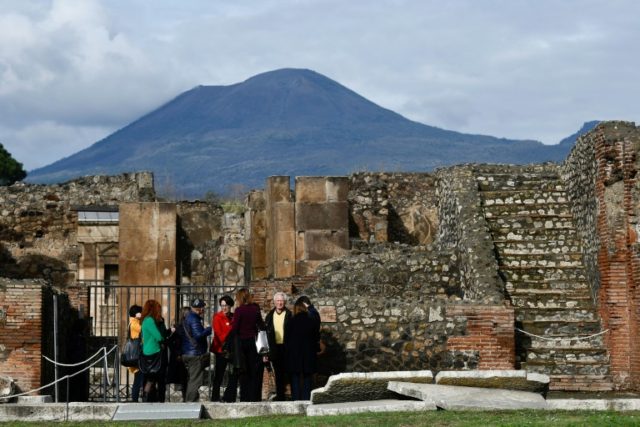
[435,370,549,394]
[307,399,436,416]
[0,403,118,422]
[547,399,640,411]
[311,370,433,404]
[202,401,308,419]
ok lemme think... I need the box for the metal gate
[73,281,241,401]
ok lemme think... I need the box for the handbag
[120,322,141,367]
[139,352,163,374]
[255,330,269,355]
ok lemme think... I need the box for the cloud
[1,0,640,169]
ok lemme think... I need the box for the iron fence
[72,281,242,401]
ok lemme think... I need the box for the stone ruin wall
[348,172,439,245]
[251,167,517,377]
[0,173,155,286]
[563,121,640,389]
[562,127,600,300]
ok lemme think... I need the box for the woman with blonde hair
[231,288,265,401]
[127,304,143,402]
[140,299,166,402]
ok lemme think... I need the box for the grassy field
[2,410,640,427]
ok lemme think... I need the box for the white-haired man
[264,291,291,401]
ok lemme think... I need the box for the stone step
[474,167,560,179]
[486,217,575,230]
[547,375,614,392]
[483,204,573,217]
[520,319,602,335]
[480,190,569,205]
[500,267,588,282]
[526,334,606,349]
[524,360,610,376]
[494,241,582,254]
[505,280,591,292]
[509,293,593,310]
[516,308,598,322]
[490,228,579,241]
[498,253,584,268]
[526,348,609,364]
[477,178,565,192]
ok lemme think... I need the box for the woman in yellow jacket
[128,305,143,402]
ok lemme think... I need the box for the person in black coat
[285,300,319,400]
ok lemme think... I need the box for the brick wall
[250,277,315,312]
[586,122,640,390]
[0,280,44,393]
[446,304,516,369]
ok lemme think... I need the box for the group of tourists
[126,288,321,402]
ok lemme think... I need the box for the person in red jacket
[210,295,237,402]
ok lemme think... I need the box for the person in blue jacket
[180,298,212,402]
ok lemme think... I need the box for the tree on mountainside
[0,143,27,186]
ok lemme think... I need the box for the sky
[1,0,639,171]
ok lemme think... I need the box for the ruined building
[1,121,640,398]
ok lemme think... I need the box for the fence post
[53,294,59,403]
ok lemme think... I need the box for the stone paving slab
[388,381,548,410]
[311,370,433,404]
[306,399,436,416]
[547,399,640,411]
[112,403,202,420]
[435,370,549,394]
[202,401,308,419]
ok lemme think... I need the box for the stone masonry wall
[0,172,155,286]
[436,165,504,304]
[176,201,224,285]
[349,172,438,245]
[562,127,600,300]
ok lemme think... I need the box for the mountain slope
[28,68,573,197]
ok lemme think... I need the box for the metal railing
[69,281,242,401]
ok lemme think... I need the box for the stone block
[17,395,52,404]
[266,176,292,203]
[295,177,327,203]
[307,399,435,416]
[0,375,15,402]
[202,401,308,419]
[310,370,433,404]
[275,203,295,231]
[304,230,349,260]
[325,177,349,202]
[295,259,324,276]
[435,370,549,394]
[295,202,348,231]
[274,231,296,278]
[388,382,548,410]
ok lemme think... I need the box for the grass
[2,410,640,427]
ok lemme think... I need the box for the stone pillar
[265,177,295,278]
[246,190,268,280]
[295,177,349,276]
[118,202,177,336]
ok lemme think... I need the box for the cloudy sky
[1,0,639,170]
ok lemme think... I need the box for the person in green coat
[140,299,166,402]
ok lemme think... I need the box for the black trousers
[272,344,289,400]
[238,338,262,402]
[211,352,238,402]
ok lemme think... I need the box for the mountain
[28,68,575,197]
[558,120,600,146]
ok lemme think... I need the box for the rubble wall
[0,173,154,286]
